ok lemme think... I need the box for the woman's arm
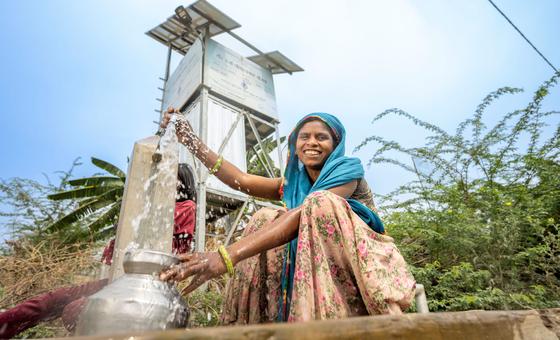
[164,109,282,200]
[159,206,301,294]
[159,180,357,293]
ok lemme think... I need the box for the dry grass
[179,278,226,328]
[0,239,98,309]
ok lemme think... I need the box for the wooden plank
[72,308,560,340]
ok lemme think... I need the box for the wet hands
[160,107,201,153]
[159,252,226,294]
[159,107,179,130]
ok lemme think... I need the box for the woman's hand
[160,107,200,153]
[159,106,178,129]
[159,252,227,294]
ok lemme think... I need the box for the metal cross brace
[216,111,243,156]
[244,111,276,177]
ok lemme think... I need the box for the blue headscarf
[277,112,384,321]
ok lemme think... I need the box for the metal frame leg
[415,284,430,313]
[274,123,284,174]
[244,111,276,176]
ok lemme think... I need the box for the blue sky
[0,1,559,239]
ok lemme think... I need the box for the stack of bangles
[218,245,235,276]
[209,155,223,175]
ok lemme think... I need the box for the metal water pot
[75,249,189,336]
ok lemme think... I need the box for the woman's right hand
[161,107,198,151]
[159,107,178,130]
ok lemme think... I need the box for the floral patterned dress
[221,190,415,324]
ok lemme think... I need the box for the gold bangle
[209,155,223,175]
[218,245,235,276]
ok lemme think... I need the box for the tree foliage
[357,73,560,311]
[0,157,125,249]
[246,135,286,177]
[0,159,90,246]
[45,157,125,242]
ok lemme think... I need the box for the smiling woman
[159,110,415,324]
[295,119,337,178]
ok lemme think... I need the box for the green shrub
[359,73,560,311]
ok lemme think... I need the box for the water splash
[129,117,179,253]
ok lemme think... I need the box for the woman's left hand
[159,252,226,294]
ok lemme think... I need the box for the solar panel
[248,51,304,74]
[145,0,241,55]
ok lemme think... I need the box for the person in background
[173,163,197,254]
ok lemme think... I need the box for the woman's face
[295,120,335,171]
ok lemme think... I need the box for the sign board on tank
[163,38,203,110]
[204,39,277,120]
